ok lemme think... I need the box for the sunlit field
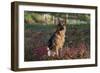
[24,11,90,61]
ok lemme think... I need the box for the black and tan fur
[47,18,66,57]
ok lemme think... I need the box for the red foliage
[33,47,48,60]
[32,42,89,60]
[64,42,88,59]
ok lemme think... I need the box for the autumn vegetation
[24,11,90,61]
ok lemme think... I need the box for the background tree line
[24,11,90,25]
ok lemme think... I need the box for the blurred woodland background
[24,11,90,61]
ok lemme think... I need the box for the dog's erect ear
[57,17,61,24]
[57,17,67,26]
[64,17,67,26]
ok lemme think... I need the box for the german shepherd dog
[47,18,66,57]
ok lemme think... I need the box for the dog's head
[57,18,66,31]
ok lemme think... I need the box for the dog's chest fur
[54,30,66,50]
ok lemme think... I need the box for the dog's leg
[56,49,59,57]
[59,48,62,57]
